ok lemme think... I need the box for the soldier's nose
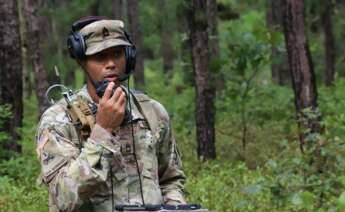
[105,57,116,70]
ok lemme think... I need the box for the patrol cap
[79,20,132,55]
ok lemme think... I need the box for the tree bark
[24,0,50,116]
[282,0,321,152]
[0,0,23,154]
[18,0,32,98]
[127,0,145,87]
[187,0,216,160]
[266,0,290,85]
[158,0,175,81]
[322,1,335,86]
[113,0,123,20]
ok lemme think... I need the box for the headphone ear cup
[67,32,86,60]
[125,46,136,75]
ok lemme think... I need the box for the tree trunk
[176,1,194,87]
[266,0,290,85]
[207,0,220,59]
[158,0,175,81]
[113,0,123,20]
[337,0,345,7]
[127,0,145,87]
[0,0,23,154]
[207,0,224,91]
[282,0,321,152]
[43,3,61,86]
[82,0,100,85]
[24,0,49,116]
[49,12,64,85]
[18,0,32,98]
[89,0,100,16]
[188,0,216,160]
[322,1,335,86]
[64,68,76,87]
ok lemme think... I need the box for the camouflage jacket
[36,85,186,212]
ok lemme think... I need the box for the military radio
[115,204,209,212]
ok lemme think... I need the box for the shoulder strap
[131,92,160,136]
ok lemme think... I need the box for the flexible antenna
[45,84,69,105]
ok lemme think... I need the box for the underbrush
[0,97,48,212]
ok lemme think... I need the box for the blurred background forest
[1,0,345,211]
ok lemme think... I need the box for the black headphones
[67,16,136,76]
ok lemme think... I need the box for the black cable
[127,79,145,205]
[110,166,114,212]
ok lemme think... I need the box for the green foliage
[0,98,47,211]
[0,104,12,159]
[144,60,196,134]
[0,176,47,212]
[185,162,273,211]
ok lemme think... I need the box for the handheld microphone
[94,74,129,98]
[92,75,132,125]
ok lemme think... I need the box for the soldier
[36,16,186,211]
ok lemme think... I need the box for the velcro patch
[36,129,50,157]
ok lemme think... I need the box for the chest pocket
[114,120,157,177]
[117,120,158,155]
[136,120,158,155]
[134,120,160,176]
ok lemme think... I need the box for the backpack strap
[131,91,160,139]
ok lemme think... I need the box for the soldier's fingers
[113,91,126,110]
[110,87,123,102]
[117,92,126,107]
[103,82,115,100]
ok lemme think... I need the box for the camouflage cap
[79,20,132,55]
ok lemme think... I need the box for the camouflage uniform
[36,84,186,211]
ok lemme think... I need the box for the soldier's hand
[96,82,126,133]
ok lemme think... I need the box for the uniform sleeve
[153,102,187,205]
[36,106,123,211]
